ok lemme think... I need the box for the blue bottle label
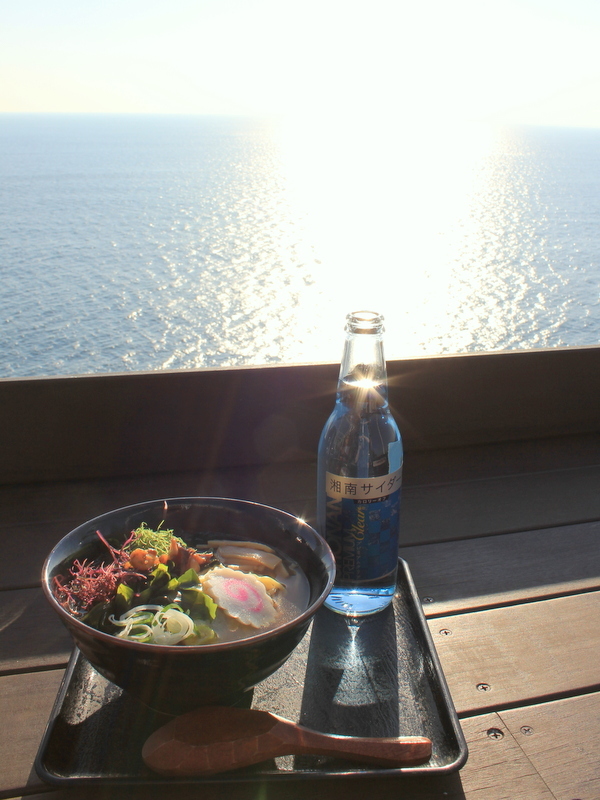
[324,467,402,582]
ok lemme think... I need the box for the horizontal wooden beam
[1,346,599,484]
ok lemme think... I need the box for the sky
[1,0,600,127]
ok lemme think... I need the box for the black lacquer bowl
[42,497,335,715]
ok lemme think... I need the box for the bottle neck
[337,312,389,409]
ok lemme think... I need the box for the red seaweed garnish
[53,559,121,613]
[52,529,143,616]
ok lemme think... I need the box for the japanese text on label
[325,467,402,501]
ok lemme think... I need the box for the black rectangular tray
[35,558,467,784]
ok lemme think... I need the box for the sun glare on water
[270,116,509,362]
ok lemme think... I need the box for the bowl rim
[42,496,336,653]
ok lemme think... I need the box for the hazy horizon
[2,0,600,128]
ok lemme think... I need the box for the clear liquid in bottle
[317,311,403,616]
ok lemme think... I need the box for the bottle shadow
[298,603,399,739]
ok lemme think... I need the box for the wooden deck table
[1,347,599,800]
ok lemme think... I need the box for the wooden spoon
[142,705,432,776]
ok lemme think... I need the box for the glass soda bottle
[317,311,403,616]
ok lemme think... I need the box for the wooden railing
[2,345,600,484]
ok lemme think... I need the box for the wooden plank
[0,669,64,797]
[0,589,72,675]
[10,795,65,800]
[2,456,600,591]
[429,592,600,715]
[403,521,600,615]
[405,431,600,484]
[2,430,600,530]
[5,429,600,521]
[499,692,600,800]
[7,794,65,800]
[2,347,600,485]
[0,462,315,529]
[2,520,85,591]
[0,462,316,590]
[458,713,555,800]
[402,465,600,543]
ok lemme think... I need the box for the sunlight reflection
[4,116,595,379]
[273,116,506,360]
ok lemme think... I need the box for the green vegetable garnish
[82,600,112,629]
[125,522,187,555]
[175,568,200,587]
[117,583,134,604]
[184,624,218,645]
[137,563,171,604]
[180,586,219,620]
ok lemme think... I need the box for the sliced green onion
[110,603,197,644]
[151,608,194,645]
[121,604,163,618]
[117,624,153,641]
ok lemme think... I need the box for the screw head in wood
[520,726,534,735]
[476,683,491,692]
[487,728,504,740]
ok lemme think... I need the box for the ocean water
[1,114,599,378]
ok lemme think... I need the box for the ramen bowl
[42,497,335,714]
